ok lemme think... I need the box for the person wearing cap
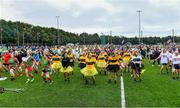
[172,50,180,79]
[107,52,120,84]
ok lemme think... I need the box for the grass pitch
[0,59,180,107]
[124,60,180,107]
[0,64,120,107]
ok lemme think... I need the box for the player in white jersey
[156,49,169,74]
[167,50,173,71]
[172,50,180,79]
[130,50,144,82]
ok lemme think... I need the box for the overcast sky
[0,0,180,37]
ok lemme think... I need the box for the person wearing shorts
[107,52,120,84]
[156,49,169,74]
[172,50,180,79]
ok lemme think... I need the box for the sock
[18,71,23,77]
[93,79,95,84]
[42,76,46,81]
[11,77,15,81]
[114,80,117,84]
[30,74,34,78]
[108,79,111,83]
[34,69,38,74]
[48,77,52,81]
[141,69,145,74]
[104,70,107,75]
[85,79,88,84]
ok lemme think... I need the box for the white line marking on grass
[121,76,126,108]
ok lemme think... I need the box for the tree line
[0,19,179,46]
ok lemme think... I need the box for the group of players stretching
[0,45,179,85]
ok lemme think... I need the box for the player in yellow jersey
[81,54,98,85]
[60,52,73,82]
[123,50,132,73]
[51,54,62,75]
[78,53,87,69]
[91,52,97,63]
[97,52,107,75]
[107,52,120,84]
[67,51,75,75]
[115,51,122,76]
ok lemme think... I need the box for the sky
[0,0,180,37]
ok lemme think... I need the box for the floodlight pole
[172,29,175,43]
[56,16,60,45]
[84,35,85,45]
[110,30,112,44]
[137,10,142,45]
[23,28,26,46]
[37,32,40,46]
[30,26,33,45]
[141,30,143,43]
[16,23,19,46]
[0,0,3,46]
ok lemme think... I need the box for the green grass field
[0,60,180,107]
[124,60,180,107]
[0,63,120,107]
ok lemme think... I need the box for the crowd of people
[0,44,179,85]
